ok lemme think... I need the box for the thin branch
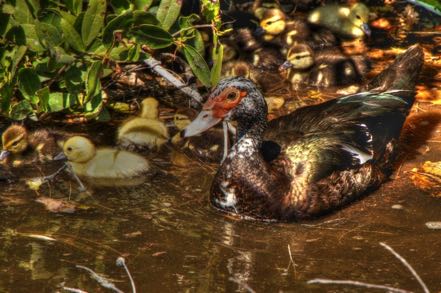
[380,242,430,293]
[76,265,123,293]
[116,257,137,293]
[287,244,296,278]
[307,278,412,293]
[229,277,256,293]
[62,287,88,293]
[143,57,203,103]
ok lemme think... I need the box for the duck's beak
[53,152,67,161]
[0,150,10,161]
[361,23,371,36]
[182,109,222,138]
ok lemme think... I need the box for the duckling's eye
[11,140,20,147]
[295,56,301,60]
[265,21,273,25]
[356,15,361,19]
[66,147,72,152]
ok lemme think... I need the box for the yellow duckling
[281,43,315,89]
[1,125,63,166]
[62,136,150,187]
[308,3,371,38]
[259,8,287,40]
[117,97,169,151]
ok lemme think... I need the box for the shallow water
[1,2,441,293]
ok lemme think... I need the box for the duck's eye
[226,92,238,101]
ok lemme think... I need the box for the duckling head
[348,3,371,36]
[283,44,315,70]
[63,136,96,163]
[140,97,159,119]
[1,125,29,159]
[260,9,286,36]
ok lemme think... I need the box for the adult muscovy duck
[184,45,423,221]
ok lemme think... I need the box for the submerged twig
[380,242,430,293]
[143,57,203,103]
[62,287,88,293]
[229,277,256,293]
[76,265,123,293]
[287,244,296,278]
[307,279,412,293]
[116,257,137,293]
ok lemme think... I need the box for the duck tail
[364,44,424,94]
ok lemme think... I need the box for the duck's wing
[265,90,414,182]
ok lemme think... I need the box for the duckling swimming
[308,3,371,38]
[62,136,151,187]
[117,97,169,151]
[0,125,64,166]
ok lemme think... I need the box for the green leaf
[65,0,83,15]
[102,10,133,46]
[110,0,131,14]
[82,0,106,48]
[109,46,130,61]
[156,0,182,31]
[20,24,45,52]
[64,66,83,94]
[47,92,77,112]
[36,86,50,112]
[85,61,103,102]
[183,45,211,87]
[133,24,173,49]
[10,100,33,120]
[18,68,41,104]
[133,11,159,26]
[13,0,35,24]
[52,46,75,64]
[210,43,223,86]
[60,18,85,52]
[11,46,27,79]
[36,22,62,48]
[134,0,154,10]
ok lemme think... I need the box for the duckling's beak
[253,26,266,37]
[361,23,371,36]
[182,110,221,137]
[54,152,67,161]
[0,150,10,161]
[279,60,293,71]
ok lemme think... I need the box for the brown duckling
[0,125,64,166]
[282,43,369,89]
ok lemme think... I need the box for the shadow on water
[1,3,441,293]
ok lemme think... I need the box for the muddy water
[1,5,441,293]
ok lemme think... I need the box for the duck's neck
[236,111,267,144]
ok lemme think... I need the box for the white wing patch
[341,144,373,164]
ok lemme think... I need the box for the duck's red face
[184,86,247,137]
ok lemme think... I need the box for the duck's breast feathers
[267,90,414,182]
[85,148,150,178]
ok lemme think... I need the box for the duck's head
[62,136,96,163]
[183,77,266,138]
[349,3,371,36]
[0,125,29,160]
[140,97,159,119]
[280,44,315,71]
[260,9,286,36]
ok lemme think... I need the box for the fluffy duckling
[0,125,63,166]
[62,136,151,187]
[259,8,287,41]
[282,43,368,88]
[308,3,371,38]
[117,97,169,151]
